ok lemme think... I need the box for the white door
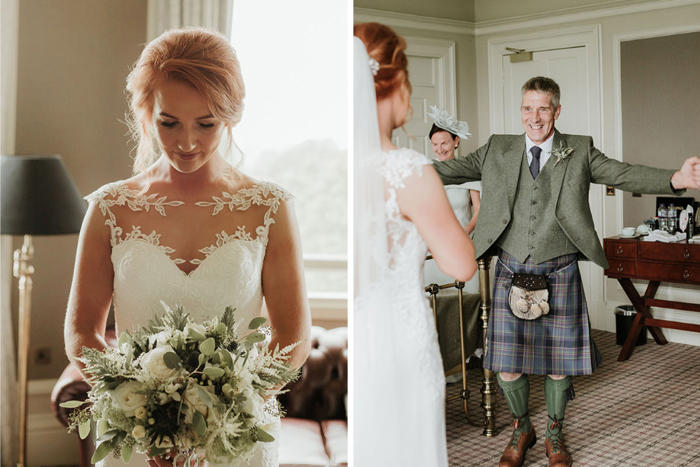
[501,46,604,327]
[392,37,456,158]
[503,47,590,135]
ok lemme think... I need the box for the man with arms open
[433,76,700,467]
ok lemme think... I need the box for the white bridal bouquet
[61,303,300,465]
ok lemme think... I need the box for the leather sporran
[508,273,550,320]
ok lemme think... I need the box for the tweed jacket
[433,129,681,269]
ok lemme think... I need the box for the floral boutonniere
[552,143,575,167]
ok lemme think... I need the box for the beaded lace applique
[86,181,291,266]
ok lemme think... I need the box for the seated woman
[424,106,481,294]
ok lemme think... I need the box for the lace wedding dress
[354,148,448,467]
[86,180,290,467]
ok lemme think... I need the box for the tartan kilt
[484,250,602,376]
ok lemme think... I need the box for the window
[231,1,347,317]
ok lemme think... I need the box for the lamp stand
[13,234,34,467]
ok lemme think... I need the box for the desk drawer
[606,259,636,276]
[636,261,700,285]
[638,242,700,263]
[605,241,637,259]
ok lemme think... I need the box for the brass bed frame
[425,256,498,436]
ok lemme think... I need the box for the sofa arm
[51,364,91,428]
[279,326,348,421]
[51,329,117,427]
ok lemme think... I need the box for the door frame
[404,36,457,126]
[487,24,607,328]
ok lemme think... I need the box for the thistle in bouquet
[61,303,301,465]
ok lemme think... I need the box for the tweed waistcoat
[496,153,578,264]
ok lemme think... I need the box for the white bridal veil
[353,37,402,466]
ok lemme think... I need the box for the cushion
[321,420,348,466]
[279,418,330,467]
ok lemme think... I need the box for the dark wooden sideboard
[603,236,700,361]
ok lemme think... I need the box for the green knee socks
[497,374,531,433]
[544,375,573,439]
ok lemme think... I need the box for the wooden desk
[603,236,700,361]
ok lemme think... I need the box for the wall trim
[353,7,475,35]
[476,0,700,35]
[354,1,700,36]
[28,378,57,396]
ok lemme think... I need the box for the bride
[353,23,477,467]
[64,27,311,467]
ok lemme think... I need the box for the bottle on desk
[658,204,668,232]
[668,203,677,233]
[688,205,695,241]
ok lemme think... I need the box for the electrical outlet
[35,347,51,365]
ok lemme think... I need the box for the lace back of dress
[378,149,432,270]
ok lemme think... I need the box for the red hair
[354,22,411,103]
[126,27,245,175]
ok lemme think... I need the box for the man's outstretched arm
[671,156,700,190]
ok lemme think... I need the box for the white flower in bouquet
[139,344,180,381]
[148,329,172,347]
[164,381,181,394]
[185,321,208,339]
[132,425,146,439]
[134,407,148,419]
[111,381,147,417]
[155,435,174,449]
[238,384,266,421]
[183,382,219,424]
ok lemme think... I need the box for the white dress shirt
[525,132,555,172]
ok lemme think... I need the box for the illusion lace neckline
[86,180,292,273]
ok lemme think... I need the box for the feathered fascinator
[427,105,471,140]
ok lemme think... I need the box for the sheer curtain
[1,0,19,464]
[147,0,233,40]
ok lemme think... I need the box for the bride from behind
[64,27,311,466]
[353,23,477,467]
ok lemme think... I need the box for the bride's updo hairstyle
[126,27,245,175]
[354,22,412,104]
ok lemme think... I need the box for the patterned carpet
[446,329,700,466]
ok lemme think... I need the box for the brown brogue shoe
[498,420,537,467]
[545,437,572,467]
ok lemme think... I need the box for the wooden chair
[425,256,498,436]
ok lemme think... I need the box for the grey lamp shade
[1,155,86,235]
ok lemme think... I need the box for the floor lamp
[1,155,86,466]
